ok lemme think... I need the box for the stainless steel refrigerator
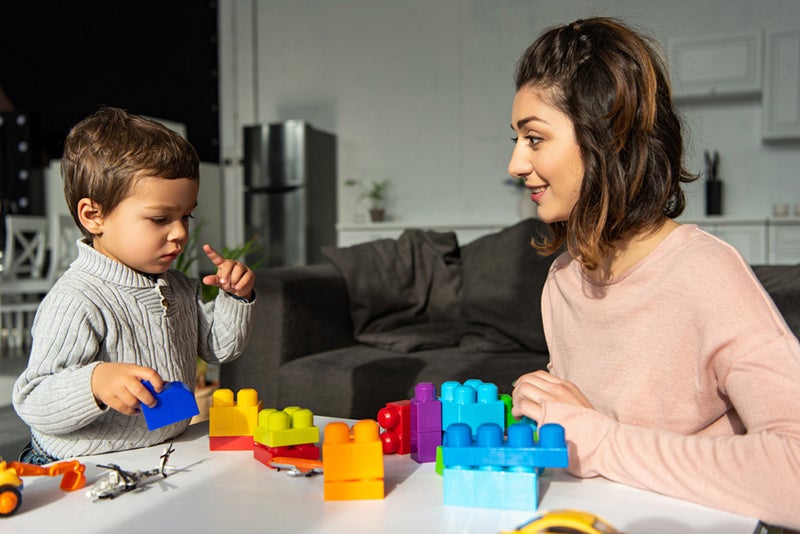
[243,120,337,267]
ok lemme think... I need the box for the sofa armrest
[219,263,356,407]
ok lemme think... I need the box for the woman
[509,17,800,529]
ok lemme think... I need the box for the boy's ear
[77,198,104,236]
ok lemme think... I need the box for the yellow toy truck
[0,458,86,516]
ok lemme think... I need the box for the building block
[440,379,505,436]
[443,467,540,511]
[441,421,568,510]
[253,442,320,468]
[140,381,200,431]
[208,388,262,437]
[377,400,410,455]
[410,382,442,463]
[500,393,517,429]
[322,420,384,500]
[209,435,254,451]
[253,407,320,448]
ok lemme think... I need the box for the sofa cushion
[322,229,463,351]
[276,343,550,419]
[460,218,556,353]
[752,264,800,335]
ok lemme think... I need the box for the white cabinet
[692,220,768,264]
[685,218,800,264]
[762,28,800,140]
[667,31,762,101]
[769,220,800,264]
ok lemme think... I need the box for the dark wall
[0,1,219,164]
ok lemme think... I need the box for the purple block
[411,431,441,463]
[410,382,443,463]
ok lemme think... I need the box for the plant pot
[369,208,386,222]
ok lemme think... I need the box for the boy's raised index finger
[203,244,225,266]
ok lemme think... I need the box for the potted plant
[173,219,267,422]
[345,179,389,222]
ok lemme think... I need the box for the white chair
[0,215,53,352]
[48,215,81,283]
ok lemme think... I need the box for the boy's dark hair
[62,107,200,240]
[514,17,696,271]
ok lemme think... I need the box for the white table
[4,418,760,534]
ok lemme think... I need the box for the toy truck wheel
[0,484,22,516]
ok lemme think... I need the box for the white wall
[220,0,800,228]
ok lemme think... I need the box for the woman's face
[508,86,584,223]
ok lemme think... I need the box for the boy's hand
[202,244,255,300]
[91,363,164,416]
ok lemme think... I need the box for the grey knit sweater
[12,240,255,459]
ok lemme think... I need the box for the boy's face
[91,175,199,274]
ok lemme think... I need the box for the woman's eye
[510,135,541,146]
[182,213,196,221]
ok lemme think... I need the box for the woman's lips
[530,185,548,203]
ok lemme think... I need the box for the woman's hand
[511,370,594,422]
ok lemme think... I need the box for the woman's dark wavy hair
[514,17,696,271]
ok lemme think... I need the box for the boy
[13,107,255,463]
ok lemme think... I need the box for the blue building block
[443,467,540,510]
[443,422,568,470]
[441,421,568,510]
[440,379,505,436]
[141,381,200,431]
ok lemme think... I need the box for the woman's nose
[508,144,532,178]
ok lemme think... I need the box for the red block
[253,442,321,468]
[209,435,254,451]
[377,400,411,455]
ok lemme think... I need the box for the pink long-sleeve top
[540,224,800,528]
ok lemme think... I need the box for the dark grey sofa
[221,219,555,419]
[221,218,800,420]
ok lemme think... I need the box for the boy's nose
[169,222,189,242]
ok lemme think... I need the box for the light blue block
[443,468,540,510]
[440,380,505,436]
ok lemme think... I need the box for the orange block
[323,419,384,500]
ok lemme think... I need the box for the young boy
[12,107,256,464]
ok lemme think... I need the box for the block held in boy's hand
[141,381,200,431]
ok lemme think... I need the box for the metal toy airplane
[268,456,324,477]
[86,443,175,501]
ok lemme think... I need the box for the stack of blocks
[208,388,262,451]
[441,421,568,511]
[377,400,410,455]
[323,420,384,500]
[440,379,505,437]
[253,406,321,466]
[409,382,442,463]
